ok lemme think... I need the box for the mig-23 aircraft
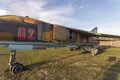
[0,15,120,74]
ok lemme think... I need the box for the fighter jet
[0,15,120,74]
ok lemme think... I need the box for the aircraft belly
[0,45,8,48]
[7,44,47,50]
[7,45,33,50]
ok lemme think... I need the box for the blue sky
[0,0,120,35]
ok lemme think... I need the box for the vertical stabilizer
[89,27,99,44]
[91,27,98,33]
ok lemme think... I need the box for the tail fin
[91,27,98,33]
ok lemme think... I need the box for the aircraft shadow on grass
[24,53,80,70]
[24,46,111,70]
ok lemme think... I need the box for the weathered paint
[53,24,69,42]
[69,31,77,43]
[0,19,37,41]
[0,15,24,22]
[23,16,53,42]
[76,34,81,43]
[0,32,14,41]
[38,22,53,42]
[80,35,87,43]
[0,16,89,43]
[0,15,99,44]
[22,16,38,24]
[0,15,120,49]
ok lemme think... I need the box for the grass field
[0,47,120,80]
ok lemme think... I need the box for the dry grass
[0,47,120,80]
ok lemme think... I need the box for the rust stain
[76,34,80,43]
[0,32,14,41]
[53,25,69,41]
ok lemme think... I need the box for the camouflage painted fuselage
[0,15,98,44]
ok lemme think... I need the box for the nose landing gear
[9,50,24,74]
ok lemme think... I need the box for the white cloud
[0,0,84,29]
[78,6,84,9]
[8,0,45,16]
[98,23,120,35]
[99,28,120,35]
[0,9,8,15]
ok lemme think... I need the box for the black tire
[12,62,24,74]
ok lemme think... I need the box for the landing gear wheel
[11,62,24,74]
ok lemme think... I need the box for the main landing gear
[9,50,24,74]
[81,46,99,56]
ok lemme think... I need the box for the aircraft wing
[0,41,66,49]
[97,33,120,38]
[66,27,97,37]
[0,41,84,50]
[67,27,120,38]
